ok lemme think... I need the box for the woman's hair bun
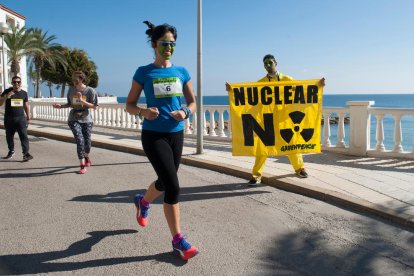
[143,20,155,36]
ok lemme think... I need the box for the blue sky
[3,0,414,96]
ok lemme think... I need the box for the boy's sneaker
[172,237,199,261]
[134,194,150,227]
[248,178,261,186]
[295,168,308,178]
[78,165,87,174]
[4,150,15,159]
[22,153,33,161]
[85,157,91,167]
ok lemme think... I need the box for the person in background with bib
[125,21,198,261]
[0,75,34,161]
[52,71,98,174]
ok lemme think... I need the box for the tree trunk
[60,83,66,98]
[10,60,20,77]
[48,81,53,98]
[35,67,41,98]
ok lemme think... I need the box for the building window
[6,16,15,28]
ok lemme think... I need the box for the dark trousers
[4,116,29,154]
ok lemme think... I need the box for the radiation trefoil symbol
[280,111,314,143]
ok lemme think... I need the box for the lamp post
[196,0,204,154]
[0,22,9,91]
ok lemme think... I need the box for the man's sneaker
[248,178,261,186]
[4,150,15,159]
[22,153,33,161]
[78,165,87,174]
[134,194,150,227]
[296,168,308,178]
[172,237,199,261]
[85,157,91,167]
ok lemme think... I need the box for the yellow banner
[228,79,323,156]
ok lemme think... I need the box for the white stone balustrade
[27,101,414,159]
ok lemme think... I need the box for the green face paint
[157,33,175,60]
[157,42,175,59]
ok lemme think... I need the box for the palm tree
[27,28,66,98]
[46,80,53,97]
[28,66,44,97]
[4,25,36,77]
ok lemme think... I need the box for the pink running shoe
[78,165,86,174]
[172,237,199,261]
[133,194,150,227]
[85,157,91,167]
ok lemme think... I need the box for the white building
[0,4,27,92]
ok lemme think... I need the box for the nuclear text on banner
[228,80,323,156]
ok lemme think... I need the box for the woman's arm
[170,80,196,121]
[183,80,196,114]
[126,80,143,116]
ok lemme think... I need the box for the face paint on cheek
[157,45,175,59]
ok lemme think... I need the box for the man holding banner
[226,54,325,185]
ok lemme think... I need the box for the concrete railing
[28,101,414,159]
[29,96,118,104]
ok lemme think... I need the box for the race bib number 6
[153,77,183,98]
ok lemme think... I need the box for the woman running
[125,21,198,261]
[53,71,98,174]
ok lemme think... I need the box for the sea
[117,94,414,151]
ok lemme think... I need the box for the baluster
[101,107,106,126]
[203,110,208,135]
[217,108,226,137]
[116,108,121,127]
[227,111,232,138]
[209,109,217,136]
[32,105,37,119]
[336,113,346,148]
[126,112,132,129]
[184,118,192,134]
[323,112,332,147]
[121,108,126,128]
[393,115,403,153]
[192,113,197,135]
[375,114,385,151]
[94,108,99,125]
[98,108,102,125]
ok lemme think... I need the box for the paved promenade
[1,119,414,229]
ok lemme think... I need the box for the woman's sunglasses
[159,41,176,47]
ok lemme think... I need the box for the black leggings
[141,130,184,205]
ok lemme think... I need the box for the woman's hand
[52,103,62,109]
[142,107,159,120]
[170,109,186,121]
[76,91,85,103]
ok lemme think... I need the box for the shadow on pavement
[0,229,187,275]
[70,183,271,204]
[302,152,414,172]
[261,220,414,275]
[0,162,149,178]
